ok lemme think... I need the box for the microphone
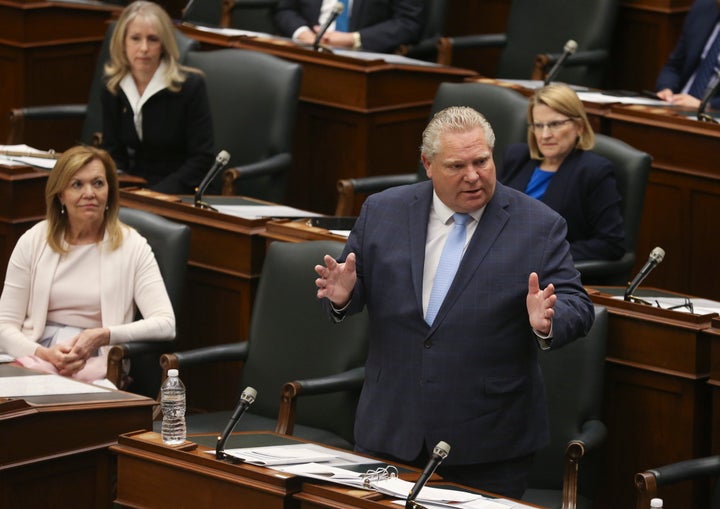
[544,39,578,85]
[697,67,720,123]
[624,247,666,301]
[216,386,257,460]
[194,150,230,211]
[405,441,451,509]
[313,2,344,51]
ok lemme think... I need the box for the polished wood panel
[604,105,720,300]
[0,364,154,508]
[707,317,720,457]
[178,26,477,215]
[588,288,715,509]
[0,0,120,149]
[608,0,691,91]
[112,430,303,508]
[0,165,47,282]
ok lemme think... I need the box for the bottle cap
[650,499,663,508]
[167,369,179,377]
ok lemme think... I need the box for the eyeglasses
[626,295,695,314]
[531,118,574,132]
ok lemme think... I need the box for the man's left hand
[527,272,556,336]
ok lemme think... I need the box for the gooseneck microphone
[405,441,451,509]
[216,386,257,460]
[624,247,666,301]
[697,67,720,123]
[195,150,231,211]
[313,2,344,51]
[544,39,578,85]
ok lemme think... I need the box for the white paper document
[0,374,109,397]
[214,205,322,220]
[219,444,337,465]
[0,144,56,169]
[576,91,667,106]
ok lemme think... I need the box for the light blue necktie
[335,0,350,32]
[426,213,470,325]
[689,31,720,98]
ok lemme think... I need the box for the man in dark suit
[314,106,594,499]
[274,0,424,53]
[656,0,720,109]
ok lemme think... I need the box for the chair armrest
[336,174,419,215]
[7,104,88,144]
[533,49,609,81]
[106,339,175,390]
[635,456,720,509]
[276,366,365,435]
[396,37,440,61]
[159,342,250,375]
[221,153,292,195]
[575,253,635,286]
[435,34,506,67]
[566,419,607,461]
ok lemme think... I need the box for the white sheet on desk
[0,144,56,169]
[0,374,109,397]
[213,205,322,219]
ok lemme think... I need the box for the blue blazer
[656,0,720,109]
[337,180,594,465]
[274,0,424,53]
[500,144,625,262]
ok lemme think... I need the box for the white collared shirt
[422,192,485,317]
[119,60,170,141]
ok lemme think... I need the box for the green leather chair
[160,240,369,450]
[106,207,191,398]
[522,305,609,509]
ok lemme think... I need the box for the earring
[60,204,65,215]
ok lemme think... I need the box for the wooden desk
[178,25,477,215]
[0,164,47,283]
[0,0,120,149]
[0,364,154,508]
[112,429,545,509]
[119,188,274,412]
[588,287,717,509]
[112,430,304,508]
[705,317,720,456]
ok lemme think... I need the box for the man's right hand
[315,252,357,307]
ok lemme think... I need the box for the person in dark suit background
[101,1,215,194]
[500,84,625,262]
[314,106,594,498]
[274,0,424,53]
[655,0,720,109]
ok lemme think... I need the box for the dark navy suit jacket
[274,0,424,53]
[656,0,720,109]
[101,72,215,195]
[336,180,594,465]
[500,144,625,262]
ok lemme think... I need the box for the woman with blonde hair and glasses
[0,145,174,385]
[499,83,625,262]
[102,0,214,194]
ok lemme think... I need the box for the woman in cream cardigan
[0,145,174,383]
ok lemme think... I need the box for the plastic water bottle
[650,498,663,508]
[161,368,186,445]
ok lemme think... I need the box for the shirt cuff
[534,321,553,350]
[352,32,362,50]
[292,26,313,42]
[330,299,351,322]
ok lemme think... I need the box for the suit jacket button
[424,339,432,348]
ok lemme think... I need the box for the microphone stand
[194,150,231,212]
[697,68,720,123]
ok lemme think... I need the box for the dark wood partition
[588,288,715,509]
[0,0,120,150]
